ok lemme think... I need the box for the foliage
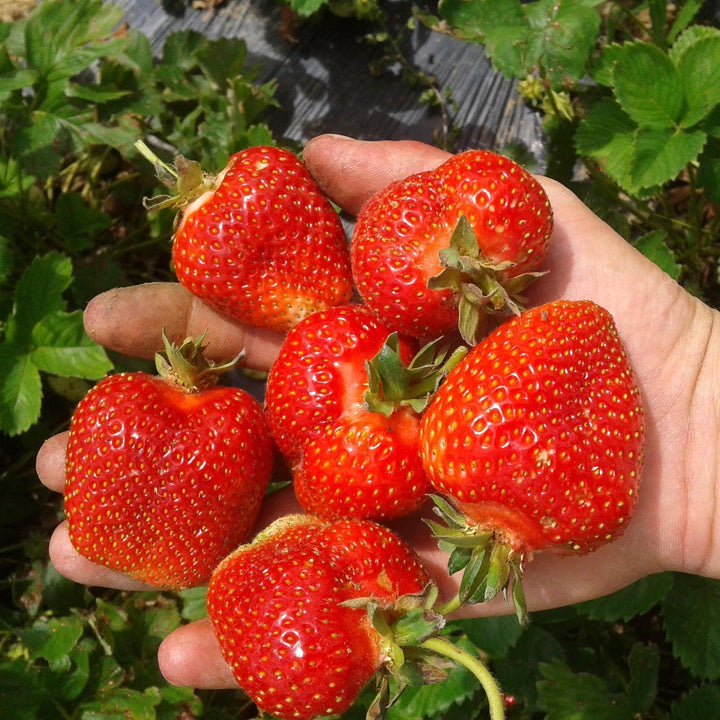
[2,0,720,719]
[423,0,720,306]
[0,0,277,437]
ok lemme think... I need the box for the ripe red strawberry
[137,141,353,333]
[264,304,461,521]
[419,300,644,620]
[351,149,553,344]
[206,515,431,720]
[64,334,274,590]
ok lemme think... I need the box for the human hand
[36,134,720,689]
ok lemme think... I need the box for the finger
[36,432,69,493]
[84,282,284,371]
[303,134,450,216]
[49,521,156,592]
[159,619,238,689]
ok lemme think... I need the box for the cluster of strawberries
[63,145,645,720]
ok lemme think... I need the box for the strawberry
[206,515,432,720]
[136,141,353,333]
[263,305,462,521]
[419,300,644,621]
[351,149,553,344]
[64,334,274,590]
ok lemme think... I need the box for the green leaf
[697,137,720,202]
[671,27,720,128]
[522,0,601,88]
[21,615,84,672]
[537,658,633,719]
[5,251,72,344]
[667,0,705,44]
[634,232,681,280]
[23,0,126,80]
[492,625,566,709]
[626,643,660,715]
[671,683,720,720]
[663,574,720,680]
[196,35,248,88]
[0,234,13,289]
[77,686,162,720]
[439,0,600,89]
[631,126,706,189]
[575,98,638,190]
[576,572,675,621]
[613,42,684,128]
[0,660,47,720]
[55,192,113,252]
[31,310,113,379]
[0,343,42,436]
[576,99,706,193]
[291,0,330,17]
[450,614,525,659]
[178,586,209,622]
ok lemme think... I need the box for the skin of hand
[35,134,720,689]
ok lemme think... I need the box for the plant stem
[421,636,505,720]
[433,593,463,617]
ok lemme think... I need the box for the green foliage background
[2,0,720,718]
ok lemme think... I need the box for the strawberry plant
[422,0,720,306]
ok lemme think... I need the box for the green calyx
[426,494,529,625]
[155,329,244,392]
[363,333,468,417]
[427,214,546,346]
[135,139,219,212]
[342,583,506,720]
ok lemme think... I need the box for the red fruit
[351,149,553,343]
[138,142,353,333]
[206,515,430,720]
[264,305,438,521]
[64,335,274,589]
[419,300,644,618]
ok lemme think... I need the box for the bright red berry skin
[419,300,644,555]
[351,150,552,339]
[206,515,430,720]
[64,372,274,589]
[434,150,552,275]
[264,305,431,521]
[173,146,353,333]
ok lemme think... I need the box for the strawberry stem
[155,329,244,392]
[135,138,218,211]
[420,636,505,720]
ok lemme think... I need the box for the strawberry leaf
[0,344,42,436]
[612,42,684,128]
[576,572,674,622]
[671,684,720,720]
[31,310,113,380]
[537,658,634,719]
[626,643,661,715]
[21,616,84,673]
[663,575,720,680]
[5,252,72,345]
[634,232,681,280]
[450,615,525,660]
[439,0,599,90]
[670,26,720,128]
[631,126,707,190]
